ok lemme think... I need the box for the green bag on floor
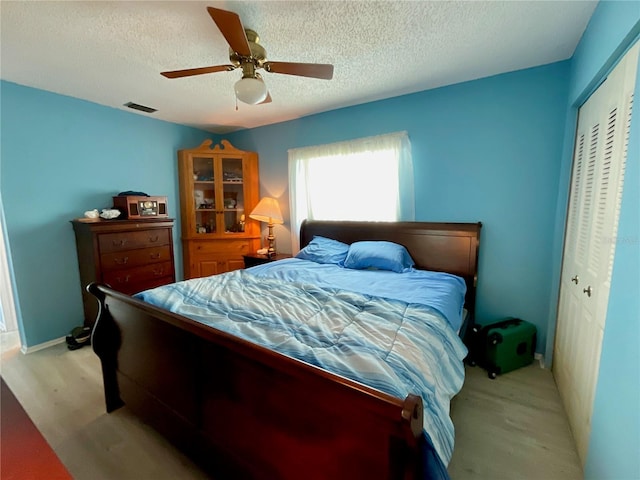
[467,318,537,379]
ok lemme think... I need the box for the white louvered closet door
[554,42,639,466]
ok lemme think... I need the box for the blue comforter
[135,261,467,475]
[249,258,467,331]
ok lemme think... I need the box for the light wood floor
[449,359,583,479]
[1,331,582,479]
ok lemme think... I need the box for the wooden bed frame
[90,220,481,479]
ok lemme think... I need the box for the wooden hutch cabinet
[71,217,175,327]
[178,139,261,279]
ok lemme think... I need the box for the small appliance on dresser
[112,193,168,219]
[71,217,175,327]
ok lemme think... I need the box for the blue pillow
[344,241,415,273]
[295,235,349,265]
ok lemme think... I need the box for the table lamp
[249,197,284,257]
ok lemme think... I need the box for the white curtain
[288,131,414,252]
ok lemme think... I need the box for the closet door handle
[571,275,579,284]
[583,286,592,297]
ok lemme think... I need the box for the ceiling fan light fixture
[161,7,334,103]
[234,76,268,105]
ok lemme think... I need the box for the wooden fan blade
[161,65,235,79]
[264,62,334,80]
[207,7,251,57]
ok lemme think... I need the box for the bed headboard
[300,220,482,322]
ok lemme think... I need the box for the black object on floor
[65,326,91,350]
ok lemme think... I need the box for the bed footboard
[89,283,425,479]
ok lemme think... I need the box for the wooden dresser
[71,218,175,326]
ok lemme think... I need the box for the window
[288,131,414,252]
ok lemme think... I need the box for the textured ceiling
[1,1,597,134]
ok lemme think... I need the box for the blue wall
[2,62,572,354]
[559,2,640,478]
[228,62,571,354]
[0,81,212,347]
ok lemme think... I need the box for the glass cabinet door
[192,156,217,234]
[221,156,246,233]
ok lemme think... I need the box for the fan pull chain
[235,95,238,111]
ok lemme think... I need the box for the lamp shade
[249,197,283,224]
[234,76,268,105]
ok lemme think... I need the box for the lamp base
[267,223,276,257]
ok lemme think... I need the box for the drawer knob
[113,239,127,247]
[153,268,164,276]
[114,256,129,265]
[149,236,159,242]
[116,274,131,284]
[150,252,161,259]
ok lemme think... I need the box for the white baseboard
[21,336,66,354]
[534,352,545,368]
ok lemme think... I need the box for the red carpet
[1,377,72,479]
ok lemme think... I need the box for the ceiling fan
[161,7,334,105]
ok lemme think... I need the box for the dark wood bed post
[399,394,424,478]
[88,283,124,413]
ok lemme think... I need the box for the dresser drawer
[100,246,171,272]
[98,229,170,253]
[191,239,251,255]
[102,261,173,294]
[123,276,175,296]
